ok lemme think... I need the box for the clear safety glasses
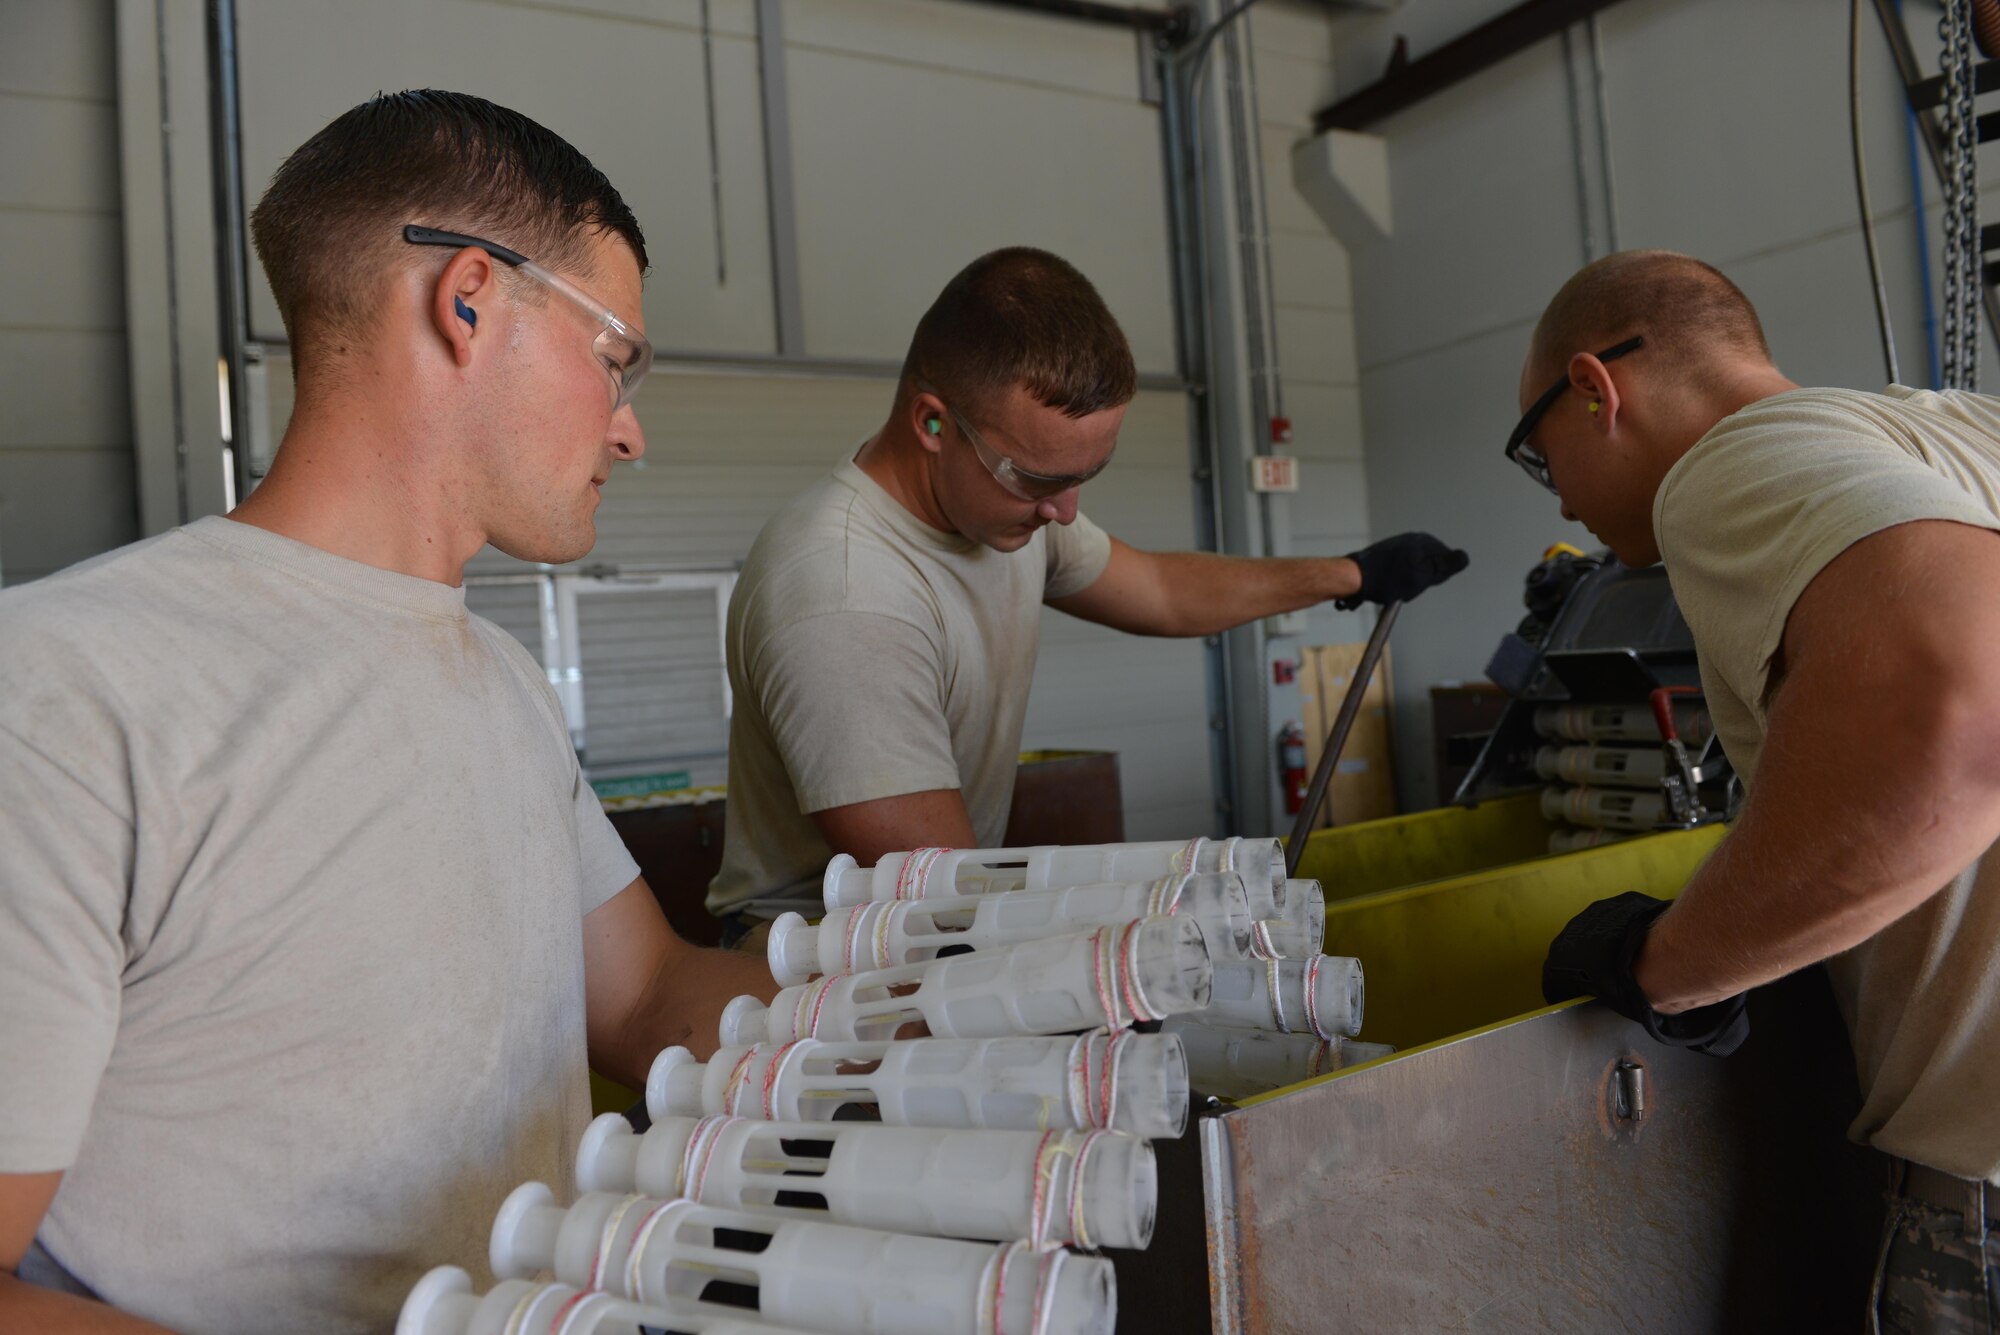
[1504,335,1643,495]
[403,225,653,412]
[915,378,1116,502]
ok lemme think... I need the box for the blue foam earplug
[454,295,477,327]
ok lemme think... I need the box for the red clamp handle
[1649,685,1701,743]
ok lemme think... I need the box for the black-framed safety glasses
[1504,335,1644,494]
[403,225,653,412]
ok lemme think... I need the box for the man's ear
[431,247,498,369]
[1568,352,1623,432]
[910,389,946,456]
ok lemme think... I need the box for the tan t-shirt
[0,518,638,1332]
[1654,386,2000,1181]
[708,460,1113,915]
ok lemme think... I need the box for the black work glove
[1542,892,1750,1057]
[1334,532,1470,610]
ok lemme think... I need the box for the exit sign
[1250,455,1300,493]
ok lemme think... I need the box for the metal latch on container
[1612,1059,1647,1121]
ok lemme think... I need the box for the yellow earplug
[1587,401,1601,415]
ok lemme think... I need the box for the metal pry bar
[1284,599,1403,877]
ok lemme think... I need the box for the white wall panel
[0,330,131,450]
[0,446,140,585]
[1250,0,1339,66]
[0,212,125,330]
[1269,227,1352,309]
[1288,457,1370,542]
[1273,303,1359,385]
[0,97,119,212]
[0,0,118,94]
[785,0,1145,100]
[783,0,1176,373]
[1346,42,1588,372]
[1282,380,1364,461]
[234,0,776,354]
[1599,0,1924,274]
[0,0,132,585]
[1251,47,1338,133]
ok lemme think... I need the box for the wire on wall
[1903,89,1943,387]
[1853,0,1903,385]
[1587,14,1621,252]
[701,0,727,286]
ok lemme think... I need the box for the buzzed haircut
[901,248,1137,418]
[250,89,647,370]
[1529,250,1772,386]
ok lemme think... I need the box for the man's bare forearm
[1636,800,1989,1011]
[1635,522,2000,1013]
[0,1274,177,1334]
[1636,688,2000,1011]
[1137,552,1359,636]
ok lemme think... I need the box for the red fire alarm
[1270,416,1293,445]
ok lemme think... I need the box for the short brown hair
[1529,250,1771,385]
[901,248,1137,418]
[249,89,647,370]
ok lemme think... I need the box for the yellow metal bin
[1116,804,1879,1334]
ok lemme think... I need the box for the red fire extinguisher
[1278,721,1309,815]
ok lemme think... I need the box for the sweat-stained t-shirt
[708,460,1113,917]
[0,517,638,1332]
[1653,385,2000,1182]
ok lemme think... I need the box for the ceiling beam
[1314,0,1630,134]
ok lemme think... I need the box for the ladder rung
[1983,224,2000,253]
[1982,110,2000,141]
[1911,58,2000,110]
[1984,260,2000,287]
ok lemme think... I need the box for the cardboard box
[1297,642,1398,830]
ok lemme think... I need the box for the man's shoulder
[740,470,941,625]
[1666,386,2000,510]
[1699,387,1886,444]
[1696,385,2000,454]
[1661,389,1908,510]
[464,611,571,727]
[0,530,204,656]
[0,530,232,748]
[1656,384,2000,666]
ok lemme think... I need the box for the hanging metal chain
[1940,0,1981,389]
[1941,0,1965,386]
[1956,0,1982,392]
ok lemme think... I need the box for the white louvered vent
[467,569,735,788]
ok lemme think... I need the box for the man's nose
[1559,499,1578,523]
[610,404,646,462]
[1037,488,1080,524]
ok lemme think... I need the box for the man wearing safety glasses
[708,247,1467,935]
[1516,251,2000,1332]
[0,92,771,1334]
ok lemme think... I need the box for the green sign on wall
[589,771,693,801]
